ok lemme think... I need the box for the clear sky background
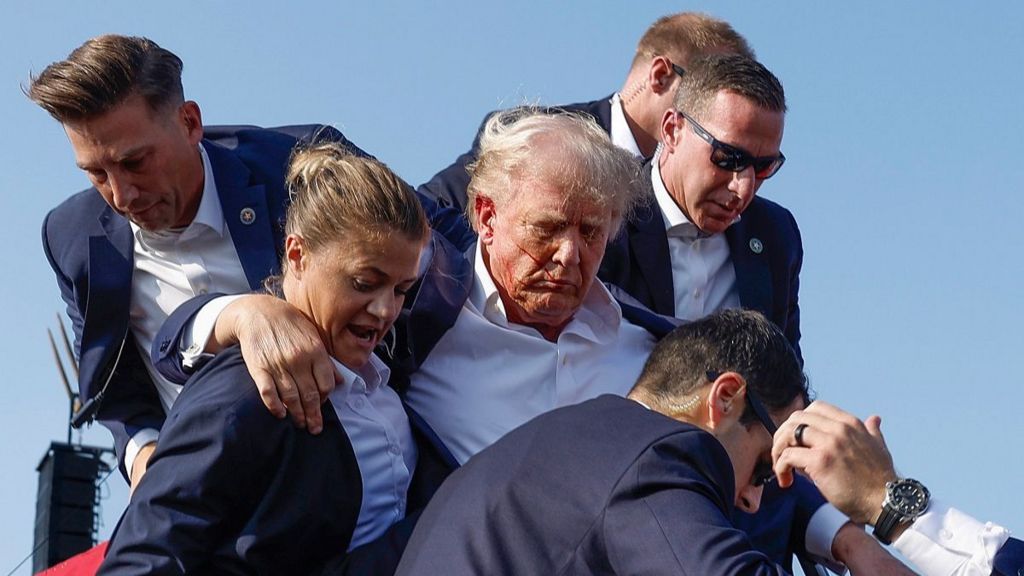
[2,2,1022,574]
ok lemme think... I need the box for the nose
[108,171,139,211]
[367,290,400,323]
[550,234,581,268]
[726,167,758,210]
[735,483,764,514]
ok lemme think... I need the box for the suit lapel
[629,165,676,315]
[204,140,281,289]
[79,208,134,399]
[726,217,772,317]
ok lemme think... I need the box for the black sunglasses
[669,61,686,78]
[706,370,777,487]
[680,112,786,180]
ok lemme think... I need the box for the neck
[619,85,659,157]
[175,145,207,227]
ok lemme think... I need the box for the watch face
[890,479,930,516]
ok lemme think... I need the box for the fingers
[295,373,323,435]
[253,367,287,419]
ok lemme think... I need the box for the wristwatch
[873,477,930,544]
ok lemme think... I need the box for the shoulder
[744,196,799,233]
[167,347,281,433]
[42,188,110,266]
[45,187,108,230]
[204,124,368,165]
[741,196,802,254]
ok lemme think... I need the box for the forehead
[317,232,423,279]
[698,90,785,156]
[63,96,169,156]
[502,177,613,226]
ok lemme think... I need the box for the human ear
[648,56,677,95]
[707,372,746,429]
[475,197,497,246]
[180,101,204,145]
[284,234,307,279]
[660,109,684,153]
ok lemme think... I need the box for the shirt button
[939,529,953,540]
[389,443,401,455]
[693,289,702,298]
[198,288,208,295]
[353,398,365,409]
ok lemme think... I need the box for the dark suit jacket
[994,537,1024,575]
[397,394,792,576]
[599,161,804,364]
[416,96,613,211]
[41,125,363,477]
[152,231,820,570]
[41,124,471,479]
[99,347,448,576]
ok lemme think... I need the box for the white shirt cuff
[124,428,160,476]
[180,294,245,370]
[805,503,850,574]
[894,498,1010,576]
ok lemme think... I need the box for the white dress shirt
[404,245,656,464]
[894,498,1012,576]
[328,354,417,550]
[609,93,643,157]
[651,151,741,320]
[125,144,250,472]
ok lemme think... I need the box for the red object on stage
[35,541,107,576]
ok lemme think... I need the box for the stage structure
[31,318,114,572]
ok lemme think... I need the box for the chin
[333,348,372,370]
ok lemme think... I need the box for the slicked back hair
[28,35,184,123]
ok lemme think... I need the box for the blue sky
[2,2,1022,573]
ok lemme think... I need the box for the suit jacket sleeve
[994,537,1024,576]
[602,434,789,576]
[41,210,166,478]
[98,371,267,575]
[150,292,226,385]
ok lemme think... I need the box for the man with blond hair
[418,12,752,211]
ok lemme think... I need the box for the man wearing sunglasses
[599,53,803,366]
[396,309,819,576]
[417,12,754,212]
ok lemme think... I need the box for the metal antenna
[56,313,79,379]
[47,317,81,444]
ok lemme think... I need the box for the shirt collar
[469,243,623,342]
[651,146,739,240]
[191,143,225,236]
[609,93,643,158]
[330,353,391,405]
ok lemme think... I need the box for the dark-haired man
[599,52,803,362]
[395,310,813,575]
[31,35,372,486]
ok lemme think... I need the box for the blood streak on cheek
[512,239,558,283]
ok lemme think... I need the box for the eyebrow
[75,145,150,169]
[360,265,418,286]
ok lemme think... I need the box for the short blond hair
[631,12,753,70]
[465,108,643,236]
